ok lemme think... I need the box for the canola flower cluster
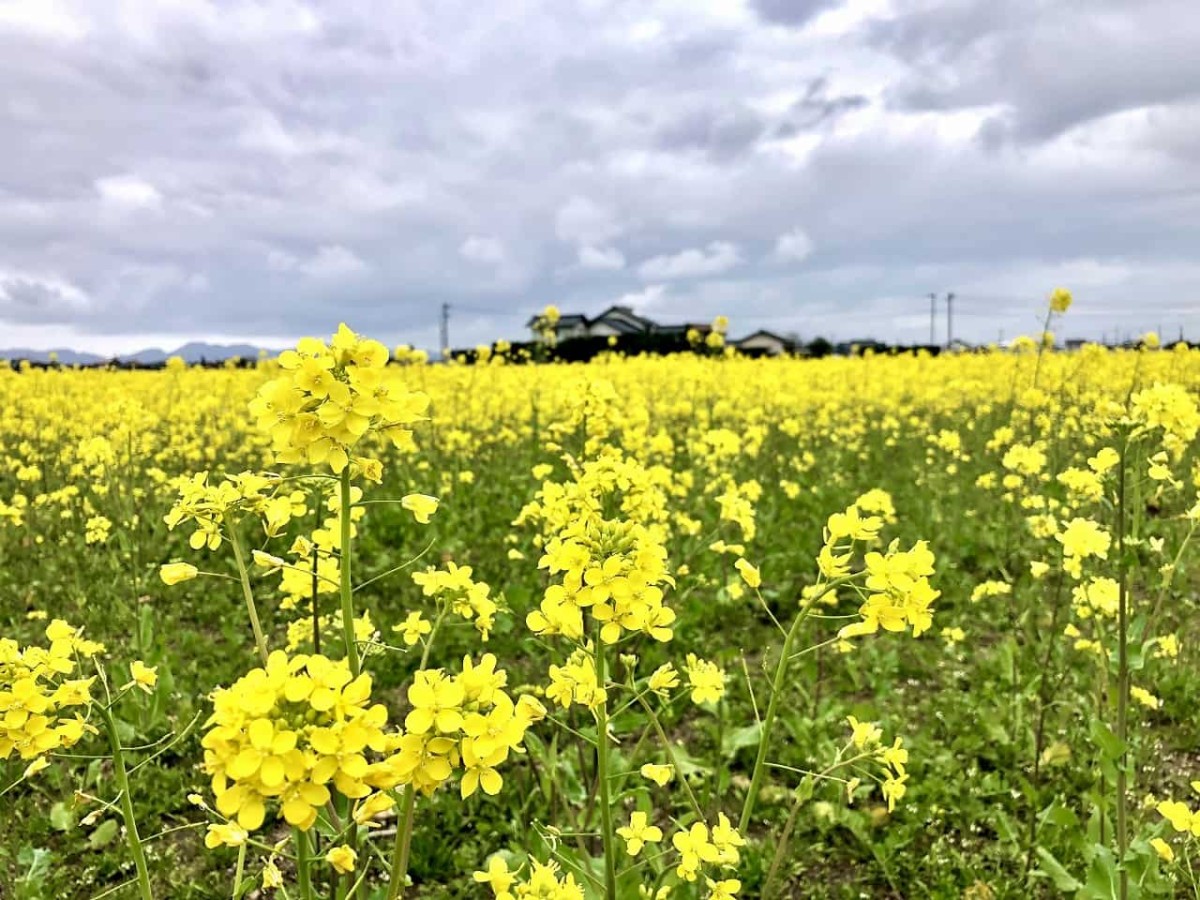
[0,620,101,762]
[386,653,545,798]
[520,450,677,646]
[410,562,501,642]
[249,323,430,476]
[164,470,308,551]
[200,650,396,832]
[201,648,545,836]
[815,497,939,642]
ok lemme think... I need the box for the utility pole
[945,291,955,348]
[440,303,450,360]
[928,293,937,346]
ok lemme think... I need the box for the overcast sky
[3,0,1199,353]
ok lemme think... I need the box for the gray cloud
[0,0,1198,354]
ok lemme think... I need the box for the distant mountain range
[0,342,276,365]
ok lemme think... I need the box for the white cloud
[578,245,626,270]
[555,197,622,246]
[94,175,162,211]
[0,269,91,322]
[0,1,86,41]
[459,236,506,265]
[266,245,369,278]
[774,228,815,262]
[297,245,369,278]
[638,242,741,280]
[266,249,299,272]
[614,283,668,312]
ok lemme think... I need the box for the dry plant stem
[98,701,154,900]
[594,634,618,900]
[739,575,849,833]
[225,513,269,665]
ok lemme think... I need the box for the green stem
[386,786,418,900]
[594,637,618,900]
[633,690,703,819]
[295,828,314,900]
[739,576,847,833]
[762,787,805,899]
[225,514,269,665]
[99,703,154,900]
[339,468,359,676]
[231,843,246,899]
[1116,439,1130,900]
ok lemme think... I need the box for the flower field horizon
[3,305,1200,899]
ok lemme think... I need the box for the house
[733,329,797,356]
[526,305,659,342]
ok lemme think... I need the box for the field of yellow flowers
[2,303,1200,899]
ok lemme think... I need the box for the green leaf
[721,721,763,758]
[1042,800,1081,831]
[1081,844,1118,900]
[87,820,120,850]
[48,802,74,833]
[16,845,53,882]
[1088,720,1125,761]
[1034,847,1083,892]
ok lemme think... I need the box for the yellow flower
[393,611,432,647]
[707,878,741,900]
[1157,799,1196,832]
[326,845,357,874]
[617,811,663,856]
[1048,287,1072,313]
[882,771,908,811]
[401,493,440,524]
[1130,686,1161,709]
[641,763,674,787]
[353,791,395,826]
[128,661,158,693]
[1150,837,1174,862]
[846,716,881,749]
[734,558,761,589]
[473,855,517,895]
[684,654,726,705]
[261,859,284,889]
[160,562,199,585]
[648,663,680,694]
[204,823,248,848]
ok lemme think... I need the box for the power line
[439,303,450,360]
[946,291,955,347]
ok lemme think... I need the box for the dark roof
[593,305,656,330]
[525,313,589,327]
[735,329,794,344]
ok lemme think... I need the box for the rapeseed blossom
[249,323,429,475]
[0,620,101,762]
